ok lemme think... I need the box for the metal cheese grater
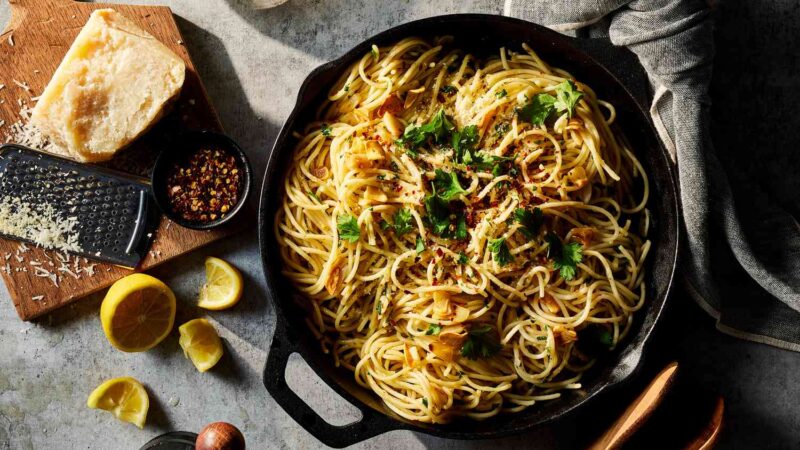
[0,144,160,267]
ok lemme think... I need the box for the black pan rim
[258,13,679,445]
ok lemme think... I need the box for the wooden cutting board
[0,0,240,320]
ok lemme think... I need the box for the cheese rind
[31,9,185,162]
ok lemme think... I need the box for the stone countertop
[1,1,798,449]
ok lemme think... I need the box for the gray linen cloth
[506,0,800,350]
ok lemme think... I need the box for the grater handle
[125,190,151,255]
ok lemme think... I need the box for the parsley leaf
[376,300,383,314]
[514,207,543,240]
[452,125,480,163]
[488,238,513,267]
[440,85,457,94]
[422,398,429,407]
[454,215,468,240]
[496,89,507,99]
[545,232,583,280]
[423,194,467,240]
[457,252,468,264]
[337,215,360,243]
[308,191,320,202]
[460,325,502,359]
[426,324,442,335]
[432,169,465,201]
[517,93,557,125]
[378,220,391,231]
[463,150,495,171]
[392,209,414,236]
[424,194,452,236]
[344,84,350,92]
[415,235,425,254]
[554,80,583,118]
[321,124,332,137]
[397,108,455,152]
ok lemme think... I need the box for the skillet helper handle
[263,324,399,448]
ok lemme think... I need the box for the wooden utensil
[685,396,724,450]
[588,362,679,450]
[0,0,242,320]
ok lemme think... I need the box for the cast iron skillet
[259,14,679,448]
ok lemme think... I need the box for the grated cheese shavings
[0,197,82,253]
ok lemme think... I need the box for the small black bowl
[151,130,252,230]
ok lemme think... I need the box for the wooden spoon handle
[587,362,679,450]
[685,396,724,450]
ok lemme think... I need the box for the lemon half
[197,257,243,310]
[87,377,149,428]
[100,273,176,352]
[178,318,224,372]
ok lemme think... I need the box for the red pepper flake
[166,147,242,222]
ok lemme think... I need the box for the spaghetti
[275,37,650,423]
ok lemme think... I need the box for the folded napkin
[506,0,800,350]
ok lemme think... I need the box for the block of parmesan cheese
[30,9,185,163]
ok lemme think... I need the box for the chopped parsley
[490,156,519,181]
[457,252,468,264]
[452,124,480,164]
[496,89,507,99]
[440,85,457,94]
[397,108,455,153]
[426,324,442,335]
[494,122,510,138]
[371,45,379,59]
[424,194,452,236]
[517,80,584,125]
[432,169,465,201]
[488,238,513,267]
[308,191,320,202]
[423,194,467,240]
[517,93,557,125]
[422,398,429,407]
[321,124,332,137]
[554,80,583,118]
[376,300,383,314]
[378,220,391,231]
[545,232,583,280]
[514,207,543,240]
[392,208,415,236]
[337,215,360,243]
[415,235,425,254]
[343,84,350,92]
[461,325,502,359]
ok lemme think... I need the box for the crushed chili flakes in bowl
[152,130,251,230]
[166,147,242,223]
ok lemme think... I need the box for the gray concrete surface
[1,1,799,449]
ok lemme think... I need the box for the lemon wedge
[87,377,149,428]
[178,318,224,372]
[100,273,176,352]
[197,257,243,310]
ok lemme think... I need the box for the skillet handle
[263,324,400,448]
